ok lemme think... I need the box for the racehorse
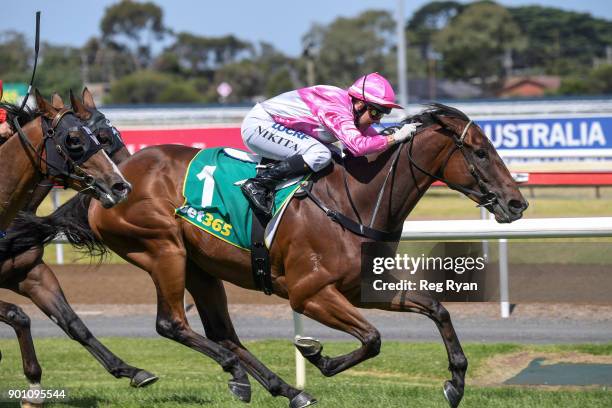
[5,104,528,408]
[0,89,130,230]
[0,90,154,407]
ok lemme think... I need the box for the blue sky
[5,1,612,57]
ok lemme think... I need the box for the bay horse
[0,89,131,230]
[0,90,154,406]
[6,104,527,407]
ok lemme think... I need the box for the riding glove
[391,122,422,144]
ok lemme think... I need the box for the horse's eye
[68,136,81,146]
[66,135,84,151]
[475,149,487,159]
[97,130,111,143]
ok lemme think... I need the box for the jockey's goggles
[366,103,391,120]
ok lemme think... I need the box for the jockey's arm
[318,111,389,157]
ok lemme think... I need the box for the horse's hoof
[294,337,322,357]
[443,380,463,408]
[228,379,251,403]
[130,370,159,388]
[289,391,318,408]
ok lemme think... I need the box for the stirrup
[241,181,274,215]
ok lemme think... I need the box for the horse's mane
[0,101,41,128]
[403,103,470,127]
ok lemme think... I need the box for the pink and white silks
[241,86,390,171]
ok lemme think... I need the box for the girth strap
[303,187,402,242]
[250,212,274,295]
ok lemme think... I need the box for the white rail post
[480,206,489,262]
[293,311,306,389]
[499,238,510,318]
[52,189,64,265]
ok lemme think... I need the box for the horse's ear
[82,87,96,109]
[70,89,88,117]
[51,92,64,109]
[35,89,57,119]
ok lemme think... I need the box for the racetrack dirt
[0,263,610,320]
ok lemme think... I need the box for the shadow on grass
[45,394,214,407]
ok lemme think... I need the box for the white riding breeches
[241,104,332,171]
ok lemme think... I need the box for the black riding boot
[241,155,309,215]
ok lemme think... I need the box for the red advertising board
[119,126,245,153]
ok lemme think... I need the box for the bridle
[401,117,498,209]
[8,11,106,190]
[317,115,499,241]
[307,97,500,241]
[84,109,126,157]
[13,107,105,189]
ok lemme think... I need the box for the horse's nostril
[83,175,95,186]
[509,199,527,212]
[112,182,130,195]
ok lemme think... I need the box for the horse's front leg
[15,259,158,387]
[291,283,381,377]
[185,263,316,408]
[0,299,43,407]
[387,294,467,408]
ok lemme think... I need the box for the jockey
[0,80,11,141]
[240,72,420,215]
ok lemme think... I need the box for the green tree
[35,44,83,97]
[159,32,253,79]
[407,1,464,58]
[302,10,396,87]
[433,1,526,84]
[213,60,264,103]
[81,37,137,83]
[0,31,32,83]
[108,70,200,104]
[509,6,612,75]
[590,64,612,94]
[100,0,166,70]
[254,42,296,96]
[559,64,612,95]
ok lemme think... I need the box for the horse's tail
[0,194,107,262]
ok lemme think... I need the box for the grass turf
[0,339,609,407]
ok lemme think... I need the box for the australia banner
[115,115,612,161]
[476,116,612,158]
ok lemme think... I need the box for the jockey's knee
[303,147,331,172]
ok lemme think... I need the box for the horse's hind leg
[292,284,381,377]
[185,263,316,408]
[388,294,467,408]
[14,258,158,387]
[0,300,44,407]
[139,249,251,402]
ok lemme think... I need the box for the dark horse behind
[0,89,156,408]
[2,103,528,407]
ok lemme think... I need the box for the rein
[303,143,406,242]
[303,116,498,241]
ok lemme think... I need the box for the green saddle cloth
[176,147,304,250]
